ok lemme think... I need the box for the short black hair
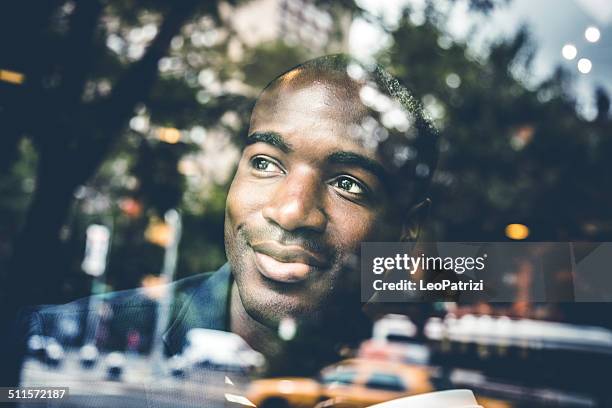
[259,54,439,218]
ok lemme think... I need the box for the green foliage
[381,12,612,240]
[133,140,190,215]
[0,140,39,270]
[240,40,312,89]
[2,0,611,307]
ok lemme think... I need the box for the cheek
[330,206,379,251]
[226,170,268,228]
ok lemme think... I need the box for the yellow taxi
[247,358,433,408]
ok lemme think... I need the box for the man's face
[225,77,399,328]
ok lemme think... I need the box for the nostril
[263,197,326,232]
[262,171,328,232]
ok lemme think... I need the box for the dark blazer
[29,263,233,356]
[9,264,236,408]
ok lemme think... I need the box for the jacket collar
[162,263,232,355]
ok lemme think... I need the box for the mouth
[250,241,328,283]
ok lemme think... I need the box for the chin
[231,250,328,324]
[241,276,327,328]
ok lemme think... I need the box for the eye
[331,176,366,195]
[250,156,284,174]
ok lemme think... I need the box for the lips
[251,241,328,283]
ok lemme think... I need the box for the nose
[262,168,327,233]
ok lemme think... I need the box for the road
[19,349,600,407]
[20,351,253,408]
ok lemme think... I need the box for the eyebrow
[246,131,293,153]
[246,131,388,182]
[327,151,388,182]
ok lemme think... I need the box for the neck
[229,282,284,358]
[228,282,372,376]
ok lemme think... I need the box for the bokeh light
[145,219,173,247]
[445,73,461,88]
[141,275,166,299]
[561,44,577,60]
[0,69,25,84]
[157,127,181,144]
[584,26,601,43]
[505,223,530,240]
[278,317,297,341]
[577,58,592,74]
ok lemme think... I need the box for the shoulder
[31,271,217,336]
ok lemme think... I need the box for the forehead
[249,79,373,155]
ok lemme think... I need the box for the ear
[399,198,432,242]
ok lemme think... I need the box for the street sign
[82,224,110,277]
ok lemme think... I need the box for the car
[372,315,417,343]
[247,378,322,408]
[247,359,434,408]
[44,341,65,368]
[79,343,100,369]
[105,351,126,381]
[167,354,188,378]
[358,315,430,365]
[358,339,430,365]
[27,335,48,361]
[180,328,265,373]
[27,335,65,367]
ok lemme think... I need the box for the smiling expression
[224,74,401,327]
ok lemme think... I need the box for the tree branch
[73,0,203,179]
[59,0,104,108]
[102,0,202,124]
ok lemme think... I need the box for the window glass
[321,370,358,385]
[364,372,407,392]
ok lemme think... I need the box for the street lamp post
[81,224,112,346]
[149,209,182,376]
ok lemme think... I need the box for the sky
[350,0,612,119]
